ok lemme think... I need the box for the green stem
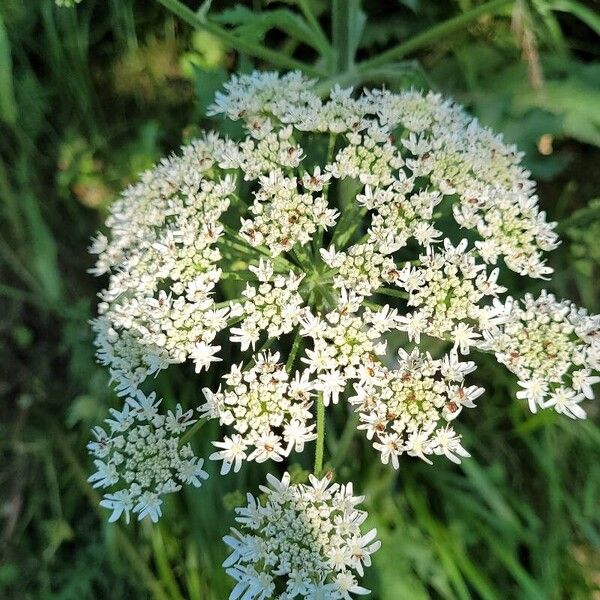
[149,525,186,600]
[156,0,324,76]
[314,393,325,475]
[180,417,208,446]
[221,226,299,272]
[357,0,514,72]
[297,0,331,57]
[331,0,355,74]
[377,286,409,300]
[285,333,303,373]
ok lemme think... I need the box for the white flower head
[223,472,380,599]
[88,390,208,523]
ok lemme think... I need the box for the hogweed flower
[87,390,208,523]
[349,348,482,467]
[199,351,317,473]
[87,70,598,591]
[223,472,380,599]
[483,291,600,416]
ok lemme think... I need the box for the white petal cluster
[90,135,236,395]
[395,238,506,352]
[208,71,380,136]
[219,126,304,179]
[350,349,481,467]
[483,291,600,416]
[199,352,316,473]
[362,184,442,253]
[87,390,208,523]
[88,70,595,536]
[328,134,404,186]
[223,472,380,599]
[369,88,559,277]
[320,243,398,297]
[230,259,306,351]
[240,172,338,256]
[300,292,399,405]
[211,72,558,279]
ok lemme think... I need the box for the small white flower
[191,341,222,373]
[516,378,548,413]
[318,371,347,406]
[542,387,587,419]
[88,393,208,523]
[210,435,249,475]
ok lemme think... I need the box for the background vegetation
[1,0,599,598]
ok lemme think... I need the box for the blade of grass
[0,12,17,125]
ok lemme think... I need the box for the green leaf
[213,5,329,55]
[332,0,366,73]
[514,63,600,147]
[550,0,600,37]
[21,192,63,304]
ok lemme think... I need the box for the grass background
[1,0,599,598]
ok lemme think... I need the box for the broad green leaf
[515,67,600,147]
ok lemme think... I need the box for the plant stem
[331,0,354,74]
[297,0,331,57]
[314,393,325,475]
[285,333,303,373]
[156,0,324,76]
[180,417,208,446]
[149,524,186,600]
[377,286,409,300]
[357,0,514,72]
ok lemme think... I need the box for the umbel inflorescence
[88,71,599,597]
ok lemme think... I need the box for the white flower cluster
[369,88,560,278]
[199,352,316,473]
[220,126,304,178]
[300,292,399,405]
[240,172,338,256]
[90,135,236,395]
[483,291,600,417]
[87,390,208,523]
[395,238,507,352]
[223,472,380,599]
[320,243,398,297]
[230,259,306,351]
[350,349,483,468]
[362,184,442,253]
[215,74,559,275]
[87,71,598,597]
